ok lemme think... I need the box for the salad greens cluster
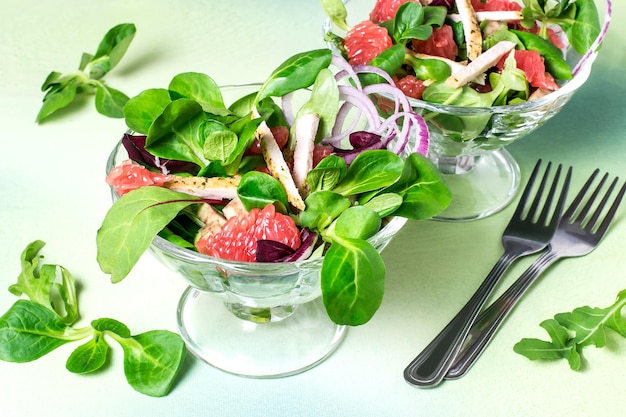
[323,0,602,105]
[514,290,626,371]
[121,49,334,175]
[36,23,136,123]
[97,48,452,326]
[0,241,186,397]
[521,0,601,53]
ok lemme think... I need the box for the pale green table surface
[1,1,625,416]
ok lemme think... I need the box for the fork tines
[566,169,626,235]
[516,160,571,226]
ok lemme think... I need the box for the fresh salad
[322,0,607,106]
[97,49,452,326]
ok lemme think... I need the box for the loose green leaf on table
[36,23,136,123]
[0,300,84,362]
[514,289,626,370]
[117,330,187,397]
[66,334,110,374]
[9,240,79,324]
[0,241,187,397]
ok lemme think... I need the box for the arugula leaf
[36,23,136,122]
[514,318,582,370]
[96,187,200,283]
[514,290,626,370]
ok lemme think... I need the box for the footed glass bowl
[105,84,408,378]
[324,0,611,221]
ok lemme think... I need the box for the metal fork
[404,160,571,388]
[446,170,626,379]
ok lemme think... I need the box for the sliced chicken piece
[407,49,468,72]
[447,11,523,23]
[222,196,247,219]
[406,49,486,85]
[292,113,320,198]
[455,0,482,61]
[196,203,227,240]
[254,112,306,211]
[445,41,516,88]
[163,175,240,200]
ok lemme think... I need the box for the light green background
[0,1,623,416]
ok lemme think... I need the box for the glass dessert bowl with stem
[107,134,407,377]
[323,0,612,221]
[99,52,451,378]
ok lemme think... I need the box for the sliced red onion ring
[352,64,396,85]
[573,0,612,75]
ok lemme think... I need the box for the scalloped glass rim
[149,210,407,272]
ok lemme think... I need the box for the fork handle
[445,250,561,379]
[403,251,522,387]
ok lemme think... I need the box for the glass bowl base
[431,149,521,221]
[176,287,347,378]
